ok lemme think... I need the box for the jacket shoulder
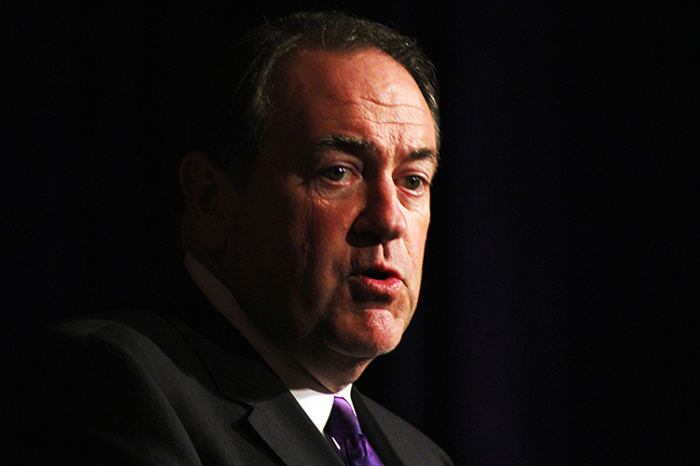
[2,311,215,464]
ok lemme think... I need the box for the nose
[352,176,407,243]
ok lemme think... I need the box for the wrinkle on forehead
[322,96,433,130]
[321,95,428,111]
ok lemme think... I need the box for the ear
[179,152,235,253]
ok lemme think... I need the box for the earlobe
[179,152,232,252]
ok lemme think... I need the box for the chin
[326,342,397,362]
[315,330,402,390]
[326,327,404,360]
[320,304,412,359]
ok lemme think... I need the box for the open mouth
[362,269,394,280]
[351,266,403,299]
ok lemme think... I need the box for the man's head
[179,11,439,391]
[175,11,439,192]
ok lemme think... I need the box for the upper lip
[356,264,402,281]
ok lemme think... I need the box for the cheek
[288,198,352,282]
[408,213,431,267]
[297,201,362,300]
[304,198,358,247]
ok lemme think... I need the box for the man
[5,11,452,465]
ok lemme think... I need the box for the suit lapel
[353,389,404,466]
[248,389,345,466]
[183,323,343,465]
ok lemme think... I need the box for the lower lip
[355,275,402,296]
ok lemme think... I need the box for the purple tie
[324,397,383,466]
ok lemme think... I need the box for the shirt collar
[290,385,355,433]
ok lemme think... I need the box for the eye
[322,165,351,182]
[402,175,428,191]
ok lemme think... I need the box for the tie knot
[325,397,361,440]
[324,397,383,466]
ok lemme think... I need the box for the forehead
[267,48,436,153]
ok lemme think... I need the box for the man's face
[223,49,437,374]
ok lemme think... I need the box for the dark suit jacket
[3,269,452,466]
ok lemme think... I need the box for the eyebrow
[314,134,373,155]
[313,134,439,164]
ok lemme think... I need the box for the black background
[2,1,697,464]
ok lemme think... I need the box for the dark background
[2,1,697,464]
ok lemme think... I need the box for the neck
[292,343,374,393]
[185,252,364,394]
